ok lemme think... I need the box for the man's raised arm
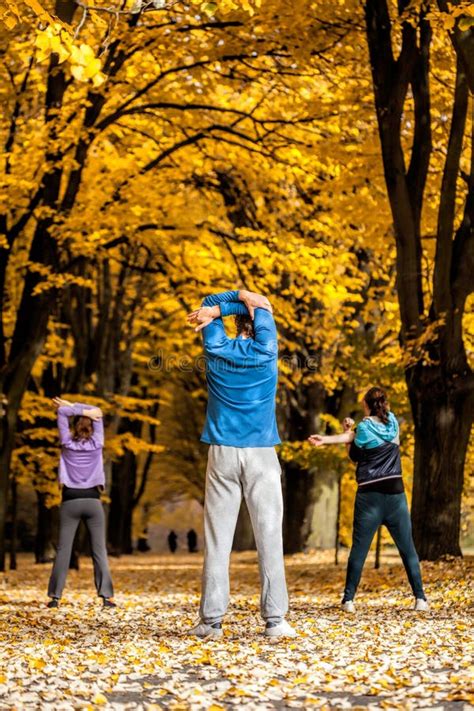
[252,308,278,354]
[201,290,240,308]
[201,289,272,318]
[187,290,272,332]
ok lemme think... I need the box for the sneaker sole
[189,630,223,639]
[264,631,297,638]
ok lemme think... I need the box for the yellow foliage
[0,0,471,547]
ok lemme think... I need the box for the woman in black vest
[309,387,428,613]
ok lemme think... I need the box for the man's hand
[238,290,272,319]
[308,434,326,447]
[342,417,355,432]
[187,305,220,332]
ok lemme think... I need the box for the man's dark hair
[235,314,255,339]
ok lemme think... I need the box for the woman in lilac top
[47,397,115,608]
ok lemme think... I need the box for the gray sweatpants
[48,499,114,599]
[200,445,289,625]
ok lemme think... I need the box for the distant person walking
[47,398,115,609]
[168,530,178,553]
[309,386,428,613]
[187,529,198,553]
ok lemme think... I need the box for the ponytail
[72,415,93,441]
[364,387,389,425]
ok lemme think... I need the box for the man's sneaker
[414,598,429,611]
[47,598,59,609]
[187,619,223,638]
[264,619,297,638]
[103,598,117,608]
[341,600,356,613]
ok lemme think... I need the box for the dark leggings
[48,499,114,599]
[343,491,425,602]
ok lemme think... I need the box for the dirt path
[0,552,472,709]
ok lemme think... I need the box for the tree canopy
[0,0,473,567]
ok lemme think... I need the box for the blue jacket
[349,412,402,486]
[200,291,280,448]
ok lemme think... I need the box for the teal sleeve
[354,421,372,448]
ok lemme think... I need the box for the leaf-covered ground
[0,551,472,710]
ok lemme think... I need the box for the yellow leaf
[83,57,101,79]
[92,72,106,88]
[71,64,86,82]
[92,692,107,704]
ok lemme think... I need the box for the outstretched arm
[342,417,355,456]
[308,431,355,447]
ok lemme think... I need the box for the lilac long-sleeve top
[57,403,105,488]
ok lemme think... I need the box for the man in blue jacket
[186,290,295,639]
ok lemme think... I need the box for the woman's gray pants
[48,499,114,599]
[200,445,289,625]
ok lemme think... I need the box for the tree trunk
[335,474,343,566]
[408,368,473,559]
[0,0,79,571]
[35,493,58,563]
[9,476,17,570]
[0,415,15,570]
[281,382,352,553]
[306,468,340,549]
[108,449,136,555]
[364,0,474,559]
[284,462,318,553]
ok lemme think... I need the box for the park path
[0,551,472,709]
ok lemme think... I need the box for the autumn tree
[2,0,366,564]
[364,0,474,559]
[1,0,472,567]
[0,0,312,567]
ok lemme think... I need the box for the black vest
[349,441,402,486]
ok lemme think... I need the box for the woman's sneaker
[414,598,429,611]
[103,598,117,608]
[187,619,223,638]
[47,598,59,609]
[264,620,297,638]
[341,600,356,613]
